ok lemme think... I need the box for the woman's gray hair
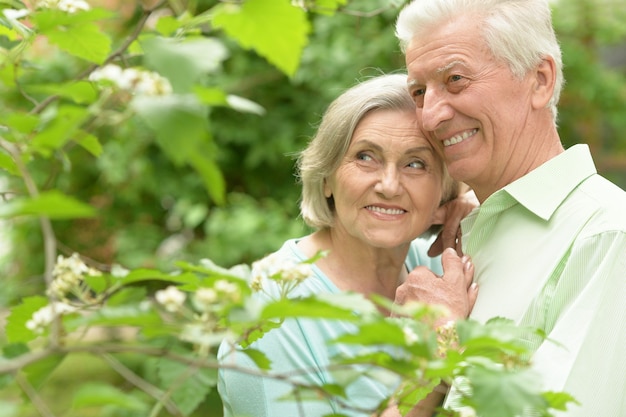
[395,0,564,123]
[297,73,457,230]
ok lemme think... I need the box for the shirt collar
[502,144,597,221]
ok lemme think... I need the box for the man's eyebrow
[437,60,466,74]
[407,60,467,87]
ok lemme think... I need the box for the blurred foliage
[1,0,625,303]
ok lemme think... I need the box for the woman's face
[324,108,444,249]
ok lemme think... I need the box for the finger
[440,247,463,279]
[455,228,463,256]
[427,232,444,257]
[461,255,474,288]
[467,282,479,312]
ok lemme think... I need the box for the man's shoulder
[575,174,626,230]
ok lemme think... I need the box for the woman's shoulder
[407,234,443,275]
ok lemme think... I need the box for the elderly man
[394,0,626,416]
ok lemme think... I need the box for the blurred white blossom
[402,325,419,346]
[47,253,101,300]
[251,253,313,292]
[26,302,76,334]
[36,0,90,13]
[89,64,172,96]
[155,286,186,313]
[192,287,218,312]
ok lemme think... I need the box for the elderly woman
[217,74,477,417]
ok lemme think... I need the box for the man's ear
[431,204,447,225]
[531,57,556,110]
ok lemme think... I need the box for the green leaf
[465,367,547,417]
[0,190,96,219]
[542,390,579,411]
[0,112,39,134]
[117,269,199,286]
[261,296,358,321]
[240,347,272,370]
[142,35,228,93]
[33,9,112,64]
[74,130,103,157]
[0,151,19,176]
[71,382,149,411]
[30,105,89,156]
[193,86,228,106]
[157,355,218,415]
[27,81,98,104]
[188,152,226,206]
[5,296,48,344]
[131,94,209,165]
[213,0,311,77]
[23,353,66,389]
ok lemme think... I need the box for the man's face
[405,14,535,198]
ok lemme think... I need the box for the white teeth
[443,129,477,147]
[367,206,405,215]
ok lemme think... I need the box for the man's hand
[428,190,479,257]
[395,248,478,321]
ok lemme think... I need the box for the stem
[15,373,57,417]
[100,353,183,416]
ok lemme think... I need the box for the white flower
[26,302,76,334]
[155,286,186,313]
[89,64,172,96]
[3,9,29,20]
[48,253,99,299]
[458,406,477,417]
[403,325,419,346]
[192,288,218,312]
[37,0,90,13]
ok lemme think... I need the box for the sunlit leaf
[72,382,149,411]
[5,296,48,344]
[213,0,311,77]
[32,8,112,64]
[0,190,96,219]
[142,36,228,93]
[465,367,547,417]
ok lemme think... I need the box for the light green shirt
[458,144,626,416]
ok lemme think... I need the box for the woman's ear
[323,179,332,198]
[431,204,447,225]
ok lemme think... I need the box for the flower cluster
[89,64,173,96]
[36,0,90,13]
[154,280,244,355]
[47,253,101,300]
[26,302,76,334]
[250,253,313,295]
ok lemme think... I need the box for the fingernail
[464,260,473,272]
[461,255,469,263]
[470,282,478,290]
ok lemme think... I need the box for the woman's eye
[408,160,425,169]
[357,152,373,161]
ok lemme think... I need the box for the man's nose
[420,88,454,133]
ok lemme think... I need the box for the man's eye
[411,88,425,97]
[449,74,463,82]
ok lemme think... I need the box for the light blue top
[447,144,626,416]
[218,237,441,417]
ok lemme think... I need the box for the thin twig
[15,373,57,417]
[99,352,183,416]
